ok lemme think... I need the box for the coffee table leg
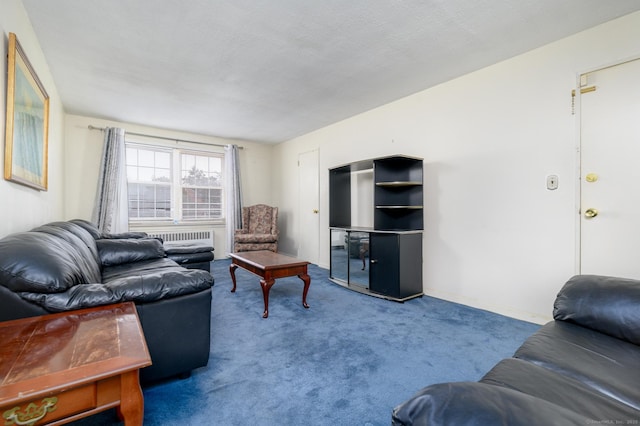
[260,278,275,318]
[298,273,311,309]
[229,264,238,292]
[117,370,144,426]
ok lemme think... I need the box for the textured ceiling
[21,1,640,143]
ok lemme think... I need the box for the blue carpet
[72,259,540,425]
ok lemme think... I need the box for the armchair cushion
[242,204,278,235]
[234,204,279,252]
[234,233,278,243]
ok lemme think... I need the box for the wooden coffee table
[229,250,311,318]
[0,302,151,426]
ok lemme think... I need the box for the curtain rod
[87,125,243,149]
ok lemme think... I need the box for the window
[126,144,224,221]
[181,153,223,219]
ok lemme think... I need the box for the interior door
[298,149,320,264]
[580,58,640,279]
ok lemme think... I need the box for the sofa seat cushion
[19,258,214,312]
[164,243,214,254]
[101,258,184,281]
[481,358,639,422]
[514,321,640,410]
[167,251,214,264]
[391,381,589,426]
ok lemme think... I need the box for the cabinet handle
[370,259,378,264]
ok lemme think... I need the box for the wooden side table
[0,302,151,426]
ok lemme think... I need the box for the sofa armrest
[553,274,640,345]
[97,238,165,267]
[392,382,588,426]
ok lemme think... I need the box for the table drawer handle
[3,397,58,426]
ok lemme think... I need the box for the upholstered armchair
[234,204,279,252]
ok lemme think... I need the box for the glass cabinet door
[330,229,370,289]
[347,231,369,289]
[330,229,348,282]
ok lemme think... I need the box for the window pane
[126,145,174,220]
[156,152,170,169]
[154,168,170,182]
[126,148,137,166]
[138,150,155,167]
[127,165,138,180]
[138,167,155,182]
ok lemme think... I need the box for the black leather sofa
[392,275,640,425]
[0,219,214,383]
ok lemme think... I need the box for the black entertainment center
[329,155,423,301]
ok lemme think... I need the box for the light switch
[546,175,558,190]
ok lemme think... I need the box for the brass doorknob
[313,209,319,214]
[584,208,598,218]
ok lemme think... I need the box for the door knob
[312,209,319,214]
[584,208,598,218]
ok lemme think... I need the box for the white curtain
[92,127,128,234]
[225,144,243,254]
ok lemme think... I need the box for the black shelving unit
[374,156,424,231]
[329,155,423,302]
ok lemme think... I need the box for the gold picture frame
[4,32,49,191]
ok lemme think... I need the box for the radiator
[146,229,214,247]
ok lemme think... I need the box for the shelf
[375,181,422,187]
[375,205,423,209]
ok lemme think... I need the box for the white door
[580,58,640,279]
[298,150,320,264]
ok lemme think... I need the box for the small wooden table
[229,251,311,318]
[0,302,151,426]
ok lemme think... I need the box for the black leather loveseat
[392,275,640,424]
[0,219,214,383]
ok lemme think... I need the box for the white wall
[0,0,65,237]
[272,11,640,324]
[64,114,273,256]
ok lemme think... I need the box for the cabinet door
[369,233,400,298]
[370,232,423,299]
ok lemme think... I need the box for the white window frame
[125,140,225,226]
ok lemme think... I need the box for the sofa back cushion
[554,274,640,345]
[31,222,102,274]
[0,232,96,293]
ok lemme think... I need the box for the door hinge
[571,86,597,97]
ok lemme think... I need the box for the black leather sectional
[0,219,214,383]
[392,275,640,424]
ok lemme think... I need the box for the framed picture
[4,32,49,191]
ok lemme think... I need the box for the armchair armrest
[553,275,640,344]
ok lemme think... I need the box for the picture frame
[4,32,49,191]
